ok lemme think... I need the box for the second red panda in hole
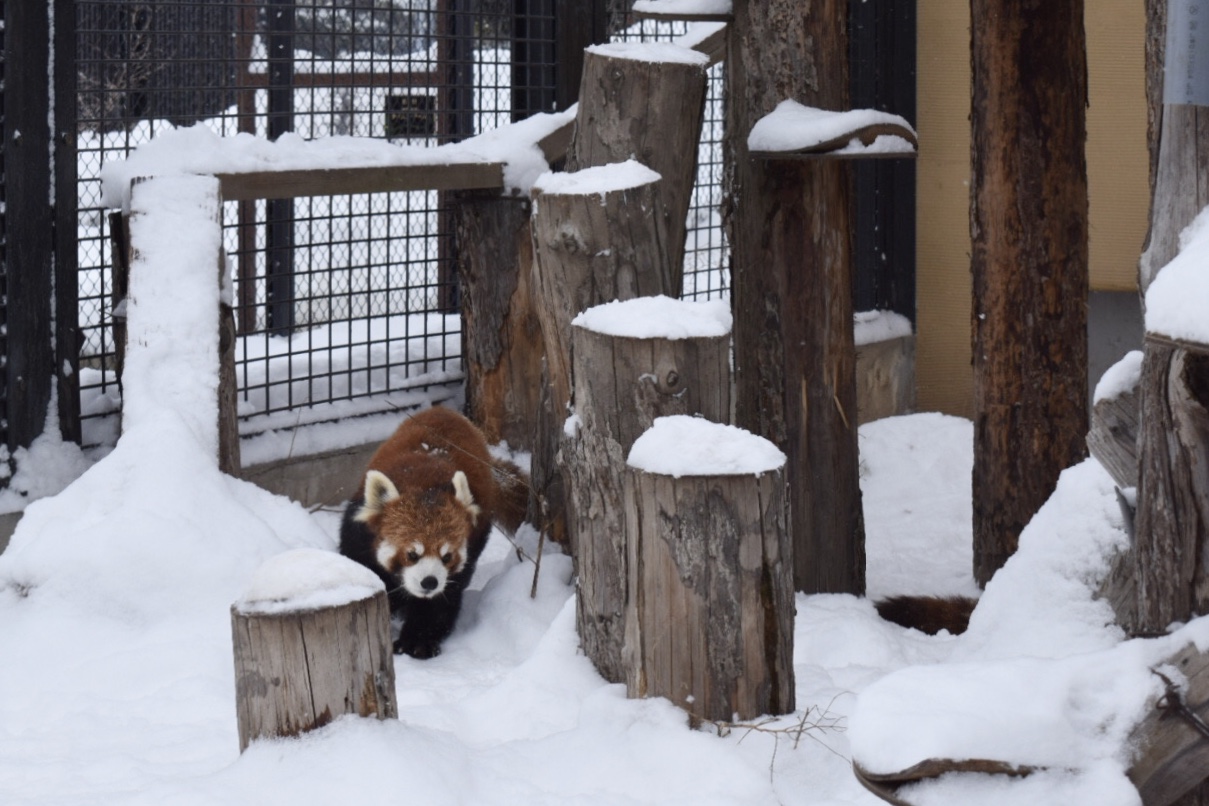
[875,595,978,635]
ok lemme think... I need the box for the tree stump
[528,161,676,543]
[569,42,710,292]
[231,549,397,751]
[623,416,795,722]
[453,192,543,450]
[1133,335,1209,633]
[565,296,732,683]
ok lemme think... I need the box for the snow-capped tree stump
[231,549,397,752]
[622,417,794,722]
[569,42,709,292]
[565,297,732,684]
[453,192,543,450]
[528,162,676,543]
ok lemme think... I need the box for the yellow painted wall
[914,0,1149,416]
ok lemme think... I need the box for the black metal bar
[4,0,55,453]
[849,0,916,322]
[513,0,557,120]
[554,0,608,111]
[267,0,296,335]
[56,0,82,445]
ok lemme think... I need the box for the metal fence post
[3,0,56,457]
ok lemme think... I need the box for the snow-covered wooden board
[748,101,918,161]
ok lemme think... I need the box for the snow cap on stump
[235,548,384,615]
[627,415,785,477]
[572,295,731,340]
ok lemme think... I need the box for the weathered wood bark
[567,320,731,683]
[1087,379,1141,491]
[1133,339,1209,632]
[726,0,865,594]
[568,43,709,292]
[528,170,675,543]
[453,192,543,450]
[1130,642,1209,806]
[218,244,241,475]
[969,1,1089,585]
[623,464,795,722]
[231,590,397,752]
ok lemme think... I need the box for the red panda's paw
[394,634,442,659]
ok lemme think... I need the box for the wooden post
[568,42,709,291]
[623,416,794,722]
[231,549,397,752]
[726,0,866,595]
[453,192,544,450]
[969,0,1089,585]
[528,162,675,543]
[566,297,732,683]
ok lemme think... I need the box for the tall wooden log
[969,0,1089,585]
[623,416,794,722]
[231,549,397,752]
[453,192,543,450]
[528,163,675,543]
[725,0,866,595]
[568,42,709,291]
[566,297,732,683]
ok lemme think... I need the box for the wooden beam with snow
[748,102,918,161]
[215,161,505,201]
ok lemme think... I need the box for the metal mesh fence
[74,0,555,447]
[71,2,726,450]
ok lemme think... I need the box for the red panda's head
[354,469,482,598]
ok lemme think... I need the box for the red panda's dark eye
[406,550,420,563]
[441,552,453,564]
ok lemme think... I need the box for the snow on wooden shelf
[748,100,918,161]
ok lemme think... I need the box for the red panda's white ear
[452,470,482,520]
[355,470,399,523]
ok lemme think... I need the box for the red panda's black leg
[394,587,463,658]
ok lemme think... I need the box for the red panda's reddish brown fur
[874,595,977,635]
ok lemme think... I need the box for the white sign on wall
[1166,0,1209,106]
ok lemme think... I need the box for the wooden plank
[216,162,505,201]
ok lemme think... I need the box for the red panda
[874,595,977,635]
[339,406,526,658]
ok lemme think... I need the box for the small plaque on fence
[385,93,436,138]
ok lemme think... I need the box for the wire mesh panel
[73,0,556,447]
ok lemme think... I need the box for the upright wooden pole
[453,193,544,450]
[969,1,1089,585]
[528,164,675,544]
[726,0,865,594]
[569,43,709,291]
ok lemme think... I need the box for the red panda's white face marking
[358,470,479,599]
